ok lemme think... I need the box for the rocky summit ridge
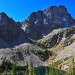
[22,5,75,40]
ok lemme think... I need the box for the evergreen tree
[54,69,59,75]
[24,66,27,75]
[24,62,29,75]
[11,63,16,75]
[38,71,40,75]
[72,57,75,75]
[58,65,61,75]
[45,68,49,75]
[2,69,7,75]
[23,64,28,75]
[30,58,33,75]
[33,68,36,75]
[0,67,2,74]
[49,66,54,75]
[27,62,29,75]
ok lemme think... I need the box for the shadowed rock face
[22,5,75,40]
[0,12,21,41]
[0,12,29,48]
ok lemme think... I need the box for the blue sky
[0,0,75,22]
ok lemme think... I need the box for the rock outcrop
[22,5,75,40]
[38,27,75,48]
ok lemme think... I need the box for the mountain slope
[0,5,75,66]
[0,43,44,66]
[54,42,75,62]
[38,27,75,48]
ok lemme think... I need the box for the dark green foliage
[0,58,75,75]
[36,50,52,61]
[1,69,7,75]
[23,63,29,75]
[1,60,12,71]
[72,57,75,75]
[11,63,16,75]
[23,66,27,75]
[45,68,49,75]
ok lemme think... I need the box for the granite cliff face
[22,5,75,40]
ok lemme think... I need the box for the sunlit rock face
[38,27,75,48]
[22,5,75,40]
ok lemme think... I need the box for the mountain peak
[0,12,21,43]
[44,5,68,17]
[22,5,75,40]
[46,5,67,11]
[0,12,8,18]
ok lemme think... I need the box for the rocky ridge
[22,5,75,40]
[0,5,75,66]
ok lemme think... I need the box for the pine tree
[49,66,54,75]
[38,71,40,75]
[0,67,2,75]
[24,66,27,75]
[45,68,49,75]
[72,57,75,75]
[33,68,36,75]
[11,63,16,75]
[55,69,59,75]
[2,69,7,75]
[30,58,33,75]
[58,65,61,75]
[24,62,29,75]
[27,62,29,75]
